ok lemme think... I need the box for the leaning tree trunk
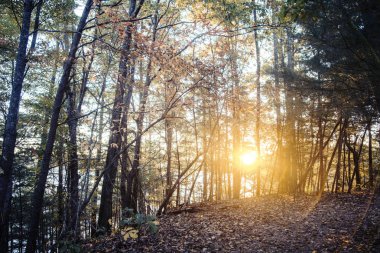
[25,1,93,252]
[0,1,33,251]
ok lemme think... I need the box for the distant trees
[281,0,379,193]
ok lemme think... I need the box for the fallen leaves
[84,193,380,252]
[121,227,139,240]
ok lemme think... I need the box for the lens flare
[240,151,257,165]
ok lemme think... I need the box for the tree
[97,0,145,233]
[25,1,94,251]
[0,1,34,251]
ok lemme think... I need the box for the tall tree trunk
[216,126,222,201]
[334,118,347,193]
[57,136,65,236]
[66,90,80,236]
[285,27,297,193]
[231,37,241,199]
[225,112,232,199]
[272,9,282,194]
[98,0,144,231]
[66,38,96,236]
[317,99,324,193]
[202,99,208,201]
[175,130,181,205]
[342,134,347,192]
[25,1,93,251]
[368,119,374,188]
[120,61,135,212]
[164,85,174,208]
[91,51,111,236]
[346,127,367,192]
[91,102,104,236]
[125,6,156,213]
[0,1,33,251]
[319,119,345,196]
[253,2,261,196]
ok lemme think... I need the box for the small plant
[120,208,159,240]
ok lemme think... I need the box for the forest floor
[84,192,380,252]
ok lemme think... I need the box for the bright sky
[74,1,85,17]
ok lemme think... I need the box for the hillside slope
[85,193,380,252]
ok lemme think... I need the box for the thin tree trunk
[25,2,93,251]
[216,126,222,201]
[319,120,343,196]
[0,1,33,251]
[29,0,43,53]
[90,51,110,236]
[157,154,204,215]
[272,4,282,194]
[318,100,324,193]
[346,127,368,192]
[66,88,80,236]
[91,102,104,236]
[231,37,241,199]
[175,130,181,206]
[120,63,134,211]
[164,86,174,208]
[334,118,347,192]
[98,0,144,231]
[253,2,261,196]
[285,27,297,193]
[342,135,347,192]
[125,7,157,213]
[368,119,374,188]
[57,136,65,236]
[202,99,208,201]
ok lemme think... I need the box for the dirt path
[85,193,379,252]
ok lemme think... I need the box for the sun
[240,151,257,165]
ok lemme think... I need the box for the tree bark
[230,37,241,199]
[253,2,261,196]
[57,136,64,236]
[25,1,93,251]
[368,119,374,188]
[0,1,33,251]
[120,61,134,212]
[125,19,156,211]
[98,0,144,231]
[66,35,96,237]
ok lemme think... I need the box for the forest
[0,0,380,252]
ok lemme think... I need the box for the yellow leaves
[121,227,139,240]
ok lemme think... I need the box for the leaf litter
[83,192,380,252]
